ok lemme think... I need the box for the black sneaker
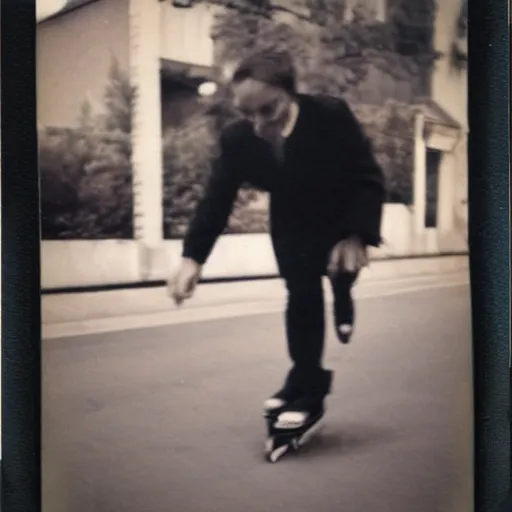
[263,369,303,414]
[273,369,333,428]
[336,322,354,344]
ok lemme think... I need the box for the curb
[42,255,469,331]
[43,276,469,340]
[41,253,469,296]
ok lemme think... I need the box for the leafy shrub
[41,2,438,239]
[162,113,218,238]
[161,98,414,240]
[227,201,270,233]
[39,58,135,239]
[209,1,424,205]
[354,100,415,204]
[40,127,133,239]
[162,109,264,237]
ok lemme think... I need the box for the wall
[42,240,140,289]
[160,2,221,67]
[431,0,467,129]
[37,0,130,128]
[40,204,466,290]
[430,0,468,235]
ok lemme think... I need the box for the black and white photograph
[38,0,472,510]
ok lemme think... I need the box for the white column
[413,112,426,235]
[129,0,163,278]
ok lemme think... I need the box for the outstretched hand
[327,236,368,278]
[168,258,202,306]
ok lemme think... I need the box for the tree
[209,0,435,203]
[449,0,467,70]
[103,57,137,134]
[353,101,414,203]
[160,0,440,237]
[210,0,439,96]
[40,57,135,239]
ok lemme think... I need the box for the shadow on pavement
[251,422,398,463]
[305,422,397,458]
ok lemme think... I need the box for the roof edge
[428,99,462,129]
[414,97,462,129]
[38,0,100,24]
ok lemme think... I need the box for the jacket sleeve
[182,131,242,265]
[335,99,386,247]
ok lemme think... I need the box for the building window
[425,148,442,228]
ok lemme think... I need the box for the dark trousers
[284,270,359,386]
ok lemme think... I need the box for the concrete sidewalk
[42,255,469,339]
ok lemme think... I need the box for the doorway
[425,148,442,228]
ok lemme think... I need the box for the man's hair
[230,49,297,96]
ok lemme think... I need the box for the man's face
[232,78,292,142]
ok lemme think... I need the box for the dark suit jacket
[182,93,386,279]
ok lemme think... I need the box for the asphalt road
[42,281,473,512]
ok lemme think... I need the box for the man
[169,49,385,430]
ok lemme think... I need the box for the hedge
[40,127,133,239]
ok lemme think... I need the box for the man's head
[229,49,297,142]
